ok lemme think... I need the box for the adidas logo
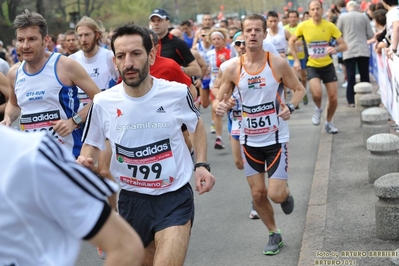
[156,106,166,113]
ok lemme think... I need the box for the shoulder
[7,62,21,84]
[223,57,240,76]
[93,83,122,103]
[155,77,188,97]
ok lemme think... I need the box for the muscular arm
[272,54,306,107]
[191,49,207,78]
[190,118,215,194]
[334,37,348,53]
[1,65,20,126]
[288,34,300,61]
[51,57,101,136]
[0,72,10,115]
[89,211,144,266]
[192,30,201,49]
[184,59,201,77]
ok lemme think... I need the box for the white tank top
[266,26,287,54]
[69,47,118,109]
[15,53,82,157]
[236,52,289,146]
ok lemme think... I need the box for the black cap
[149,8,169,20]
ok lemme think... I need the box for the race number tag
[242,101,279,135]
[20,110,64,143]
[116,139,176,189]
[231,110,242,136]
[308,41,328,58]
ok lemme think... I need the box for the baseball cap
[149,8,170,20]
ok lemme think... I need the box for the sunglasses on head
[234,40,245,46]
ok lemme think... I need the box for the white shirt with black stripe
[0,126,118,266]
[82,77,200,196]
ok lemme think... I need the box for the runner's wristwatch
[286,103,295,114]
[194,162,211,172]
[72,114,83,125]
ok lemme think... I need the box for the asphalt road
[76,92,321,266]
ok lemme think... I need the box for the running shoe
[303,94,309,105]
[214,137,225,150]
[342,81,348,88]
[312,107,323,125]
[281,194,294,214]
[325,122,338,134]
[210,123,216,134]
[249,201,260,219]
[263,230,283,255]
[97,247,106,260]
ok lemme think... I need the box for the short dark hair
[180,20,191,27]
[267,11,279,18]
[241,14,267,33]
[373,9,387,26]
[110,22,152,55]
[65,29,76,36]
[337,0,346,8]
[382,0,397,7]
[13,9,48,38]
[288,10,299,17]
[303,11,310,15]
[147,28,158,47]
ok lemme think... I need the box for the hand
[387,48,394,60]
[293,60,301,72]
[194,78,202,88]
[218,54,226,62]
[0,117,11,126]
[50,118,78,137]
[326,46,337,55]
[76,155,95,170]
[194,167,215,195]
[215,93,230,117]
[277,102,291,121]
[227,97,236,109]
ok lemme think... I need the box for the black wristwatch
[194,162,211,172]
[286,103,295,114]
[393,48,398,54]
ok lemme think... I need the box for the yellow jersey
[284,24,305,60]
[295,19,342,68]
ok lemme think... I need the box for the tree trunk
[36,0,45,17]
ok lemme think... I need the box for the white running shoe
[312,108,323,125]
[342,81,348,88]
[249,201,260,219]
[325,122,338,134]
[210,123,216,134]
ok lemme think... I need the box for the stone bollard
[389,248,399,265]
[367,133,399,183]
[374,173,399,240]
[356,74,360,83]
[362,108,390,147]
[359,94,382,126]
[354,82,373,110]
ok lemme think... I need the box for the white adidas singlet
[0,127,117,266]
[15,52,82,157]
[69,47,118,109]
[83,78,200,195]
[237,52,289,147]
